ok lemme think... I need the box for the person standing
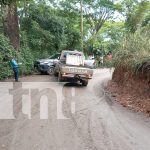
[107,52,112,61]
[99,55,104,68]
[10,58,19,82]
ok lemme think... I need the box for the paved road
[0,69,150,150]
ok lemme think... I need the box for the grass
[113,29,150,77]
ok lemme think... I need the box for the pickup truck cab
[54,50,93,86]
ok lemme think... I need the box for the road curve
[0,69,150,150]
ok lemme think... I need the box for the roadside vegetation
[109,0,150,115]
[0,0,123,80]
[0,0,150,86]
[112,0,150,87]
[113,0,150,80]
[113,29,150,83]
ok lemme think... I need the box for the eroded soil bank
[107,68,150,116]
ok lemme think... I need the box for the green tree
[56,4,82,50]
[123,0,150,33]
[84,0,121,36]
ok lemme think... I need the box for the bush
[18,47,34,75]
[0,34,16,80]
[0,34,34,80]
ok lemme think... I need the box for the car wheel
[47,66,54,75]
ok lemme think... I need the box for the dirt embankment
[107,64,150,116]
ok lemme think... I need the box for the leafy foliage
[113,30,150,75]
[0,33,34,80]
[20,4,64,56]
[20,3,82,57]
[85,21,125,56]
[19,46,34,75]
[0,0,150,80]
[124,1,150,33]
[0,34,16,79]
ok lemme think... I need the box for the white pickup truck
[54,50,93,86]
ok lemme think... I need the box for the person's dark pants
[13,67,19,81]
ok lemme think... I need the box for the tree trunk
[2,2,20,50]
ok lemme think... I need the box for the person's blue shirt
[10,59,18,69]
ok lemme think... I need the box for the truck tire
[81,79,88,86]
[47,66,54,75]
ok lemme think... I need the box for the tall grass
[113,29,150,77]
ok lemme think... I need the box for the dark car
[34,53,60,75]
